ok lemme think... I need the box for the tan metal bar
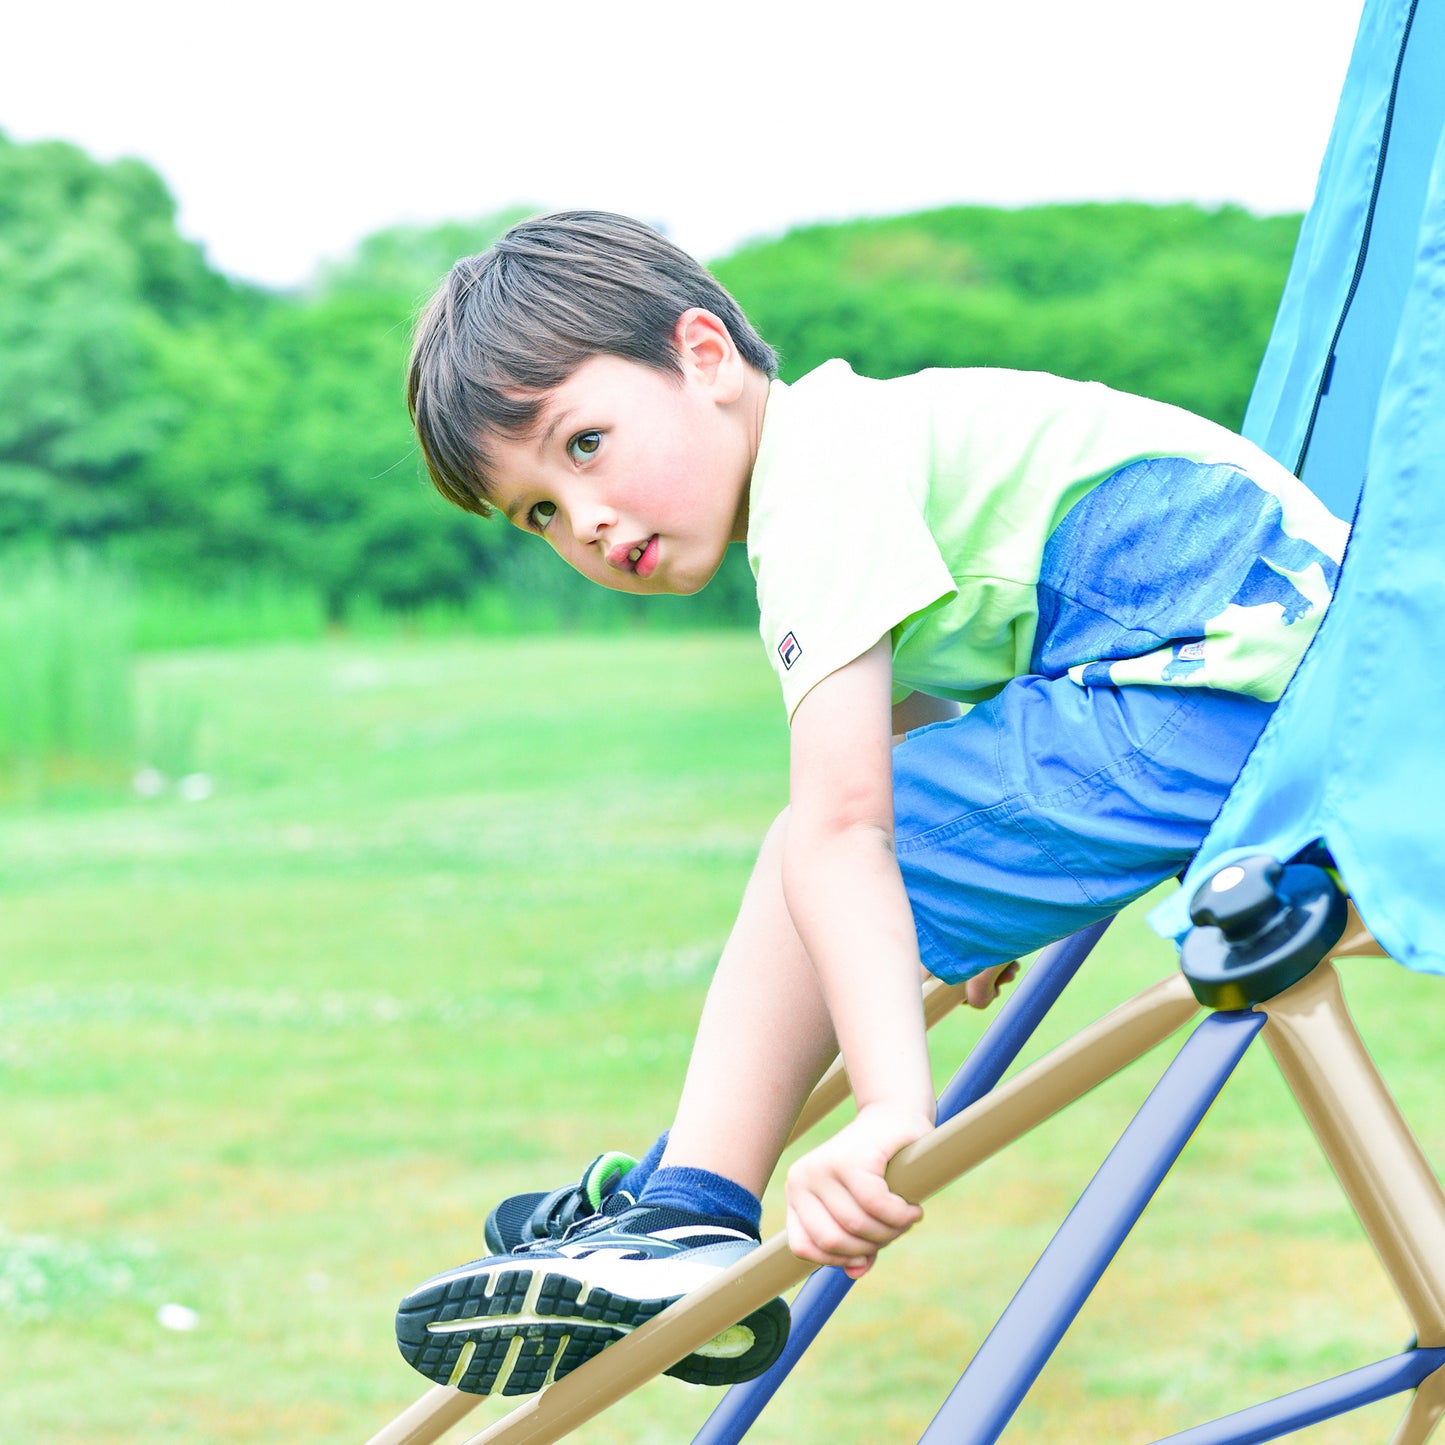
[457,972,1199,1445]
[362,1384,485,1445]
[1332,902,1386,958]
[1261,964,1445,1345]
[1322,917,1440,1444]
[1389,1363,1445,1445]
[788,974,970,1142]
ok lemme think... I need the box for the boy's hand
[965,960,1020,1009]
[784,1102,932,1279]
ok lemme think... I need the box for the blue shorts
[892,676,1273,982]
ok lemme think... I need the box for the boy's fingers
[787,1189,890,1255]
[785,1201,863,1267]
[842,1173,924,1232]
[786,1214,875,1271]
[786,1179,923,1265]
[965,960,1020,1009]
[964,968,998,1008]
[787,1161,921,1237]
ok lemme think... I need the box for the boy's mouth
[610,536,659,579]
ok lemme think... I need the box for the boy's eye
[567,431,602,462]
[529,500,557,532]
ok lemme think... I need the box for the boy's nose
[571,503,614,544]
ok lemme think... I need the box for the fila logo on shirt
[778,632,802,670]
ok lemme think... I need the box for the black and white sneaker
[483,1150,637,1254]
[395,1201,790,1397]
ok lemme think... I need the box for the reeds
[0,551,136,799]
[131,573,328,650]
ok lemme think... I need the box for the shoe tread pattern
[395,1266,789,1394]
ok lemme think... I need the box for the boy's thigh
[892,676,1273,982]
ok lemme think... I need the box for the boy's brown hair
[408,210,779,516]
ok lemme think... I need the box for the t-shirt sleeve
[749,377,957,722]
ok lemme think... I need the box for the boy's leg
[653,809,841,1201]
[393,813,839,1397]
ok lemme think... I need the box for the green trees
[0,131,1302,637]
[0,133,230,549]
[0,130,532,622]
[713,203,1300,430]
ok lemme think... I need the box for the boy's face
[486,312,759,596]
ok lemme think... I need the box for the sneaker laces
[514,1191,637,1253]
[512,1151,636,1248]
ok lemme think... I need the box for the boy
[393,211,1349,1397]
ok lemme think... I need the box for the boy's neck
[730,365,773,543]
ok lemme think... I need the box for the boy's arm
[781,636,935,1276]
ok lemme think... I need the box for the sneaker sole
[395,1263,789,1396]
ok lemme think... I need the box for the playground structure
[365,891,1442,1444]
[364,0,1445,1437]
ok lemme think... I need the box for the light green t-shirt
[746,360,1349,721]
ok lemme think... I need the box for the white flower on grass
[177,773,214,802]
[132,767,166,798]
[156,1302,200,1331]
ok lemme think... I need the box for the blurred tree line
[0,129,1301,635]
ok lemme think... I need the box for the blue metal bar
[918,1009,1266,1445]
[1149,1347,1445,1445]
[689,919,1111,1445]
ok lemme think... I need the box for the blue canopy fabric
[1151,0,1445,973]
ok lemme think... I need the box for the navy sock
[619,1131,668,1198]
[638,1164,763,1235]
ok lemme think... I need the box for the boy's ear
[674,308,744,402]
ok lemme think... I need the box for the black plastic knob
[1180,854,1348,1010]
[1189,855,1287,940]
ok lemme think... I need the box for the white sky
[1,0,1364,290]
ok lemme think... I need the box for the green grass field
[1,631,1438,1443]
